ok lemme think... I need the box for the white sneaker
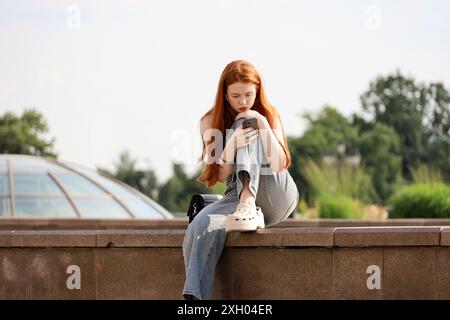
[225,202,265,232]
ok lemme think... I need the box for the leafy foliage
[360,71,450,182]
[0,109,57,157]
[318,194,364,219]
[389,183,450,218]
[98,150,159,200]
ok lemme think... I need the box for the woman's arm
[217,123,259,182]
[217,117,286,180]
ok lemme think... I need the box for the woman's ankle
[239,192,256,206]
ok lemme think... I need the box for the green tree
[158,163,228,213]
[0,109,57,157]
[421,82,450,142]
[289,105,359,205]
[423,138,450,182]
[157,164,187,212]
[358,123,403,203]
[420,82,450,181]
[299,105,359,157]
[287,136,311,205]
[98,150,159,200]
[360,71,450,182]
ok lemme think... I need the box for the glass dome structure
[0,155,173,219]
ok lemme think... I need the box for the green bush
[302,159,378,205]
[389,183,450,218]
[297,198,308,215]
[318,194,364,219]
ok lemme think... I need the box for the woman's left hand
[234,110,267,128]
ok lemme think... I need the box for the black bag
[187,194,223,223]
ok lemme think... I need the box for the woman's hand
[230,125,259,149]
[220,125,259,163]
[234,110,268,129]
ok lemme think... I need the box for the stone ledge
[0,227,448,248]
[3,218,450,230]
[0,231,12,247]
[96,230,185,247]
[2,227,450,300]
[334,227,442,247]
[225,227,334,248]
[439,227,450,246]
[0,218,189,230]
[281,227,335,247]
[226,228,283,247]
[10,230,97,247]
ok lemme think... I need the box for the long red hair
[197,59,292,187]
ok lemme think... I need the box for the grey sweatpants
[182,118,299,300]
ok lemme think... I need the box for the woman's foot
[228,170,264,232]
[240,193,256,207]
[225,202,265,232]
[184,293,200,300]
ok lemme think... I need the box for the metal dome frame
[0,154,173,219]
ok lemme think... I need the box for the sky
[1,0,450,183]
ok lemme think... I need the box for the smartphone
[242,117,258,130]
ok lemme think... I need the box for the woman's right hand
[230,126,259,149]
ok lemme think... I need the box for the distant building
[322,153,361,166]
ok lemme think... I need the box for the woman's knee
[190,203,224,230]
[190,210,211,232]
[264,195,299,226]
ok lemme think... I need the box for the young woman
[182,59,299,300]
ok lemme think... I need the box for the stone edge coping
[1,227,450,248]
[0,218,188,230]
[3,218,450,230]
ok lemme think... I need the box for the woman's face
[225,82,257,113]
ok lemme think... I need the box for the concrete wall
[1,226,450,299]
